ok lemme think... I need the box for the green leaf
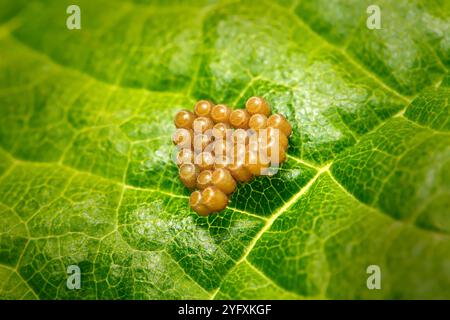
[0,0,449,299]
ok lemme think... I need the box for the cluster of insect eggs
[172,97,292,216]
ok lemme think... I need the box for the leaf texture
[0,0,449,299]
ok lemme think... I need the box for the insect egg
[179,163,199,190]
[229,109,250,129]
[232,128,249,145]
[212,168,236,194]
[267,114,292,137]
[202,186,229,212]
[214,154,231,170]
[211,104,231,124]
[245,96,271,116]
[247,136,259,154]
[228,161,253,182]
[172,128,193,149]
[174,110,196,129]
[271,147,287,164]
[244,149,270,176]
[249,114,267,130]
[176,148,194,166]
[197,170,213,190]
[258,137,286,165]
[212,122,230,140]
[214,162,229,170]
[189,190,210,216]
[247,130,262,151]
[229,140,246,166]
[265,127,288,150]
[194,100,213,117]
[213,139,231,161]
[175,97,293,216]
[193,133,213,153]
[193,116,214,134]
[195,151,215,171]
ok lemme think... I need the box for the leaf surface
[0,0,449,299]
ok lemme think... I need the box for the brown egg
[271,147,286,165]
[211,104,231,124]
[262,127,288,151]
[249,114,267,130]
[202,186,229,212]
[213,139,232,161]
[247,131,260,153]
[172,128,193,149]
[214,162,229,170]
[258,138,287,165]
[230,109,250,129]
[197,170,213,190]
[195,151,215,171]
[176,148,194,166]
[213,153,232,170]
[192,116,214,134]
[267,114,292,137]
[244,149,270,176]
[189,191,210,216]
[245,96,270,116]
[212,168,236,194]
[232,128,249,145]
[229,141,246,166]
[228,162,253,182]
[212,122,231,140]
[174,110,196,129]
[179,163,199,190]
[193,133,213,153]
[194,100,214,117]
[175,98,292,216]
